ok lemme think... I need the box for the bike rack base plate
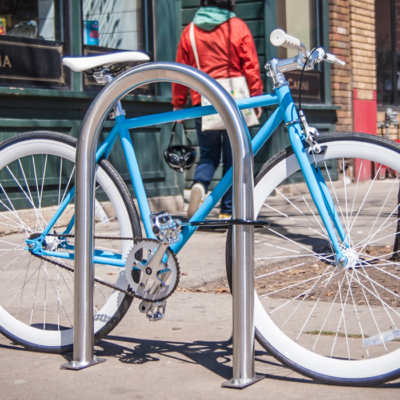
[60,356,106,370]
[221,373,265,389]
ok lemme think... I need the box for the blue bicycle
[1,30,400,386]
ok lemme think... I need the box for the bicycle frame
[30,85,348,266]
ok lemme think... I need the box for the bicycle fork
[275,85,349,267]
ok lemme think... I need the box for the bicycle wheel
[226,132,400,385]
[0,131,141,353]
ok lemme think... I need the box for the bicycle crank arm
[139,269,172,314]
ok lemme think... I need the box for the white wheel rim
[254,139,400,379]
[0,138,133,348]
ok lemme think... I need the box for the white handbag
[189,22,259,131]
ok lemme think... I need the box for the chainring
[29,235,179,303]
[125,239,180,302]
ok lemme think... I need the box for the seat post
[93,70,125,119]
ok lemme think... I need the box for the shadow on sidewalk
[94,335,285,381]
[91,335,400,388]
[2,336,400,388]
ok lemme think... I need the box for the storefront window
[82,0,143,51]
[376,0,399,106]
[0,0,63,42]
[81,0,153,94]
[276,0,317,59]
[276,0,322,103]
[0,1,66,89]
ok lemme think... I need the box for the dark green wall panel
[0,0,337,207]
[182,1,263,25]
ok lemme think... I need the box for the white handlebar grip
[335,58,346,66]
[324,52,346,66]
[270,29,301,50]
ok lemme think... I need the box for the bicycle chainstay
[29,234,180,303]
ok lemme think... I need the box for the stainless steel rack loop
[66,62,260,388]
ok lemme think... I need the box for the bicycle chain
[30,234,180,303]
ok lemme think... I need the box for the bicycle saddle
[62,51,150,73]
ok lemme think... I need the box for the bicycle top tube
[121,93,279,131]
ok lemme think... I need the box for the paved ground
[1,291,399,399]
[1,181,400,398]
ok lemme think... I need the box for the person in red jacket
[172,0,263,219]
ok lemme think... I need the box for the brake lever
[301,48,325,71]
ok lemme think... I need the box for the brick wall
[329,0,352,131]
[329,0,378,132]
[350,0,376,100]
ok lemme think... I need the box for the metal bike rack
[62,62,264,388]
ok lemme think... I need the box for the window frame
[80,0,154,56]
[264,0,331,105]
[79,0,154,93]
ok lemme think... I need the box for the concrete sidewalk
[1,291,399,399]
[1,180,400,398]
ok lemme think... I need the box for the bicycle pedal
[145,300,167,322]
[150,211,182,244]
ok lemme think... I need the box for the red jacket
[172,18,263,108]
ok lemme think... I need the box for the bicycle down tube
[32,91,349,267]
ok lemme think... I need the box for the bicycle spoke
[261,269,336,298]
[255,239,302,255]
[17,159,44,229]
[371,264,400,287]
[345,270,370,359]
[29,263,42,326]
[360,175,399,254]
[355,267,400,308]
[348,164,382,234]
[39,155,48,211]
[4,262,42,308]
[0,183,31,233]
[323,161,350,237]
[41,263,72,327]
[363,266,399,331]
[262,202,329,240]
[330,272,352,360]
[256,260,312,280]
[94,216,116,227]
[352,270,389,354]
[289,176,328,235]
[274,188,327,236]
[355,231,399,249]
[0,250,29,275]
[60,165,75,205]
[354,199,400,250]
[281,265,335,329]
[269,272,339,324]
[15,256,34,319]
[311,272,347,354]
[267,227,332,262]
[349,159,363,226]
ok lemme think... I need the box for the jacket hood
[193,6,236,31]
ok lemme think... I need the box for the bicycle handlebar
[269,29,345,68]
[270,29,307,57]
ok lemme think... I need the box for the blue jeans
[193,117,232,215]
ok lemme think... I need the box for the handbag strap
[168,122,193,148]
[189,22,201,71]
